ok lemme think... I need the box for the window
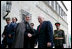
[61,9,63,17]
[54,1,56,10]
[57,3,59,14]
[51,1,54,8]
[59,5,60,15]
[34,1,39,6]
[61,8,67,17]
[49,1,51,6]
[64,11,67,16]
[60,7,62,16]
[44,1,67,18]
[47,1,49,5]
[63,11,66,17]
[55,1,57,11]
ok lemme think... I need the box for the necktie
[39,24,41,32]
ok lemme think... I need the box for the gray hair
[38,14,44,19]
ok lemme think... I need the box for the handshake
[27,33,32,38]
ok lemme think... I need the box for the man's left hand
[28,33,32,38]
[47,42,51,47]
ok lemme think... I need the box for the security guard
[54,22,66,48]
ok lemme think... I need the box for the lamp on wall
[3,1,12,19]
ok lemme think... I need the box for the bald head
[38,15,44,24]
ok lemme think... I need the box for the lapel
[39,21,47,32]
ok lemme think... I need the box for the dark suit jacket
[2,23,15,44]
[24,22,37,48]
[37,21,53,48]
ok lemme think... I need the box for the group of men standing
[1,13,66,48]
[2,17,17,48]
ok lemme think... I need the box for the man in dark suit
[10,17,18,47]
[37,15,53,48]
[30,23,37,48]
[2,18,11,48]
[11,17,18,30]
[2,17,15,48]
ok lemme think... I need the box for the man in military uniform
[54,22,66,48]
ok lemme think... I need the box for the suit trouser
[1,43,7,48]
[55,45,63,48]
[24,38,34,48]
[7,43,12,48]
